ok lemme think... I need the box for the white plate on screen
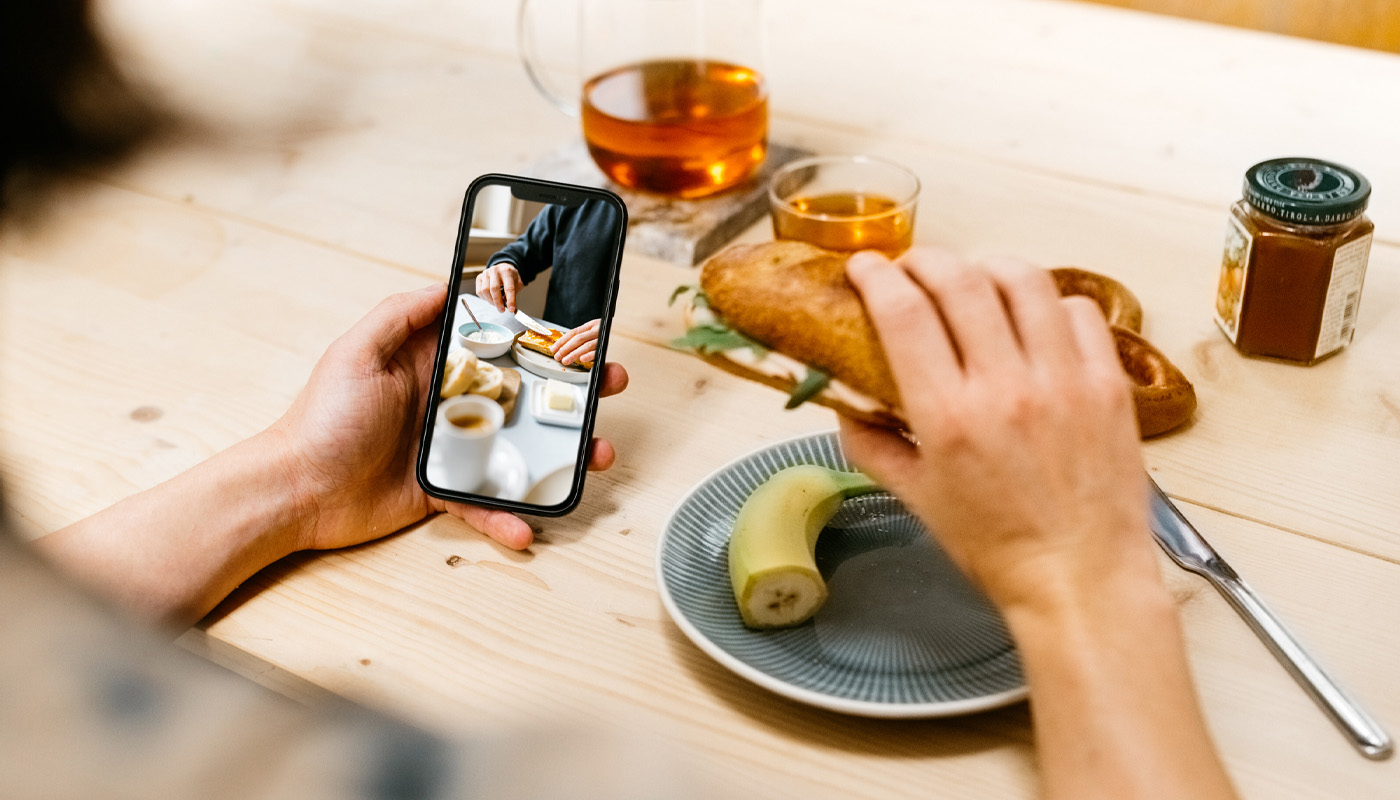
[511,341,591,384]
[525,464,576,506]
[426,436,528,501]
[655,430,1028,718]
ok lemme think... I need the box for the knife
[514,309,555,337]
[1147,476,1392,760]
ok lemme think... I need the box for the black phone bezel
[415,173,628,516]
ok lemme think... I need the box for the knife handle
[1203,563,1393,760]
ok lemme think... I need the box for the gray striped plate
[656,431,1027,717]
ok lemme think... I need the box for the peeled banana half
[727,465,881,629]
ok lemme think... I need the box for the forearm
[34,430,311,629]
[1004,558,1239,800]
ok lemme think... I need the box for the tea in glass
[581,58,768,198]
[769,156,920,258]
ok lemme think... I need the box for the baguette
[679,242,1196,438]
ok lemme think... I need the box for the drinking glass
[769,155,920,257]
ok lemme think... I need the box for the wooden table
[3,1,1398,797]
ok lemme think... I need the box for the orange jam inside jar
[1214,158,1374,365]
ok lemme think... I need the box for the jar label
[1214,214,1252,344]
[1314,232,1373,358]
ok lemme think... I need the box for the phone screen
[417,175,627,515]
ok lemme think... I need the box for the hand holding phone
[418,175,628,516]
[261,280,630,555]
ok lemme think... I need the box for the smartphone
[417,174,627,515]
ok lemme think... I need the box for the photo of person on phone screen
[475,197,620,368]
[427,196,622,507]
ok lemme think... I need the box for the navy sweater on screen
[486,198,621,329]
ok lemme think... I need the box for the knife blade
[1147,475,1392,760]
[514,309,555,337]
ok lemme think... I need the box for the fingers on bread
[518,328,592,371]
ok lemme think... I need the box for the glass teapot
[519,0,768,198]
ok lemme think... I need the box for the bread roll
[440,348,479,398]
[467,362,504,401]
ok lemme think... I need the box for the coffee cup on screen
[436,395,504,492]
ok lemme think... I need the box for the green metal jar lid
[1243,157,1371,225]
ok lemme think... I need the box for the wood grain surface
[3,1,1399,798]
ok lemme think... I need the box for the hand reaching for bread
[837,248,1154,609]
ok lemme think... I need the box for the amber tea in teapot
[581,58,767,198]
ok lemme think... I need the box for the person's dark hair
[0,0,163,213]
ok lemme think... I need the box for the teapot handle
[517,0,581,116]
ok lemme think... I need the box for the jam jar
[1213,157,1374,364]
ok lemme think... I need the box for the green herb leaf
[669,323,767,356]
[785,368,831,409]
[667,284,710,308]
[668,284,697,307]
